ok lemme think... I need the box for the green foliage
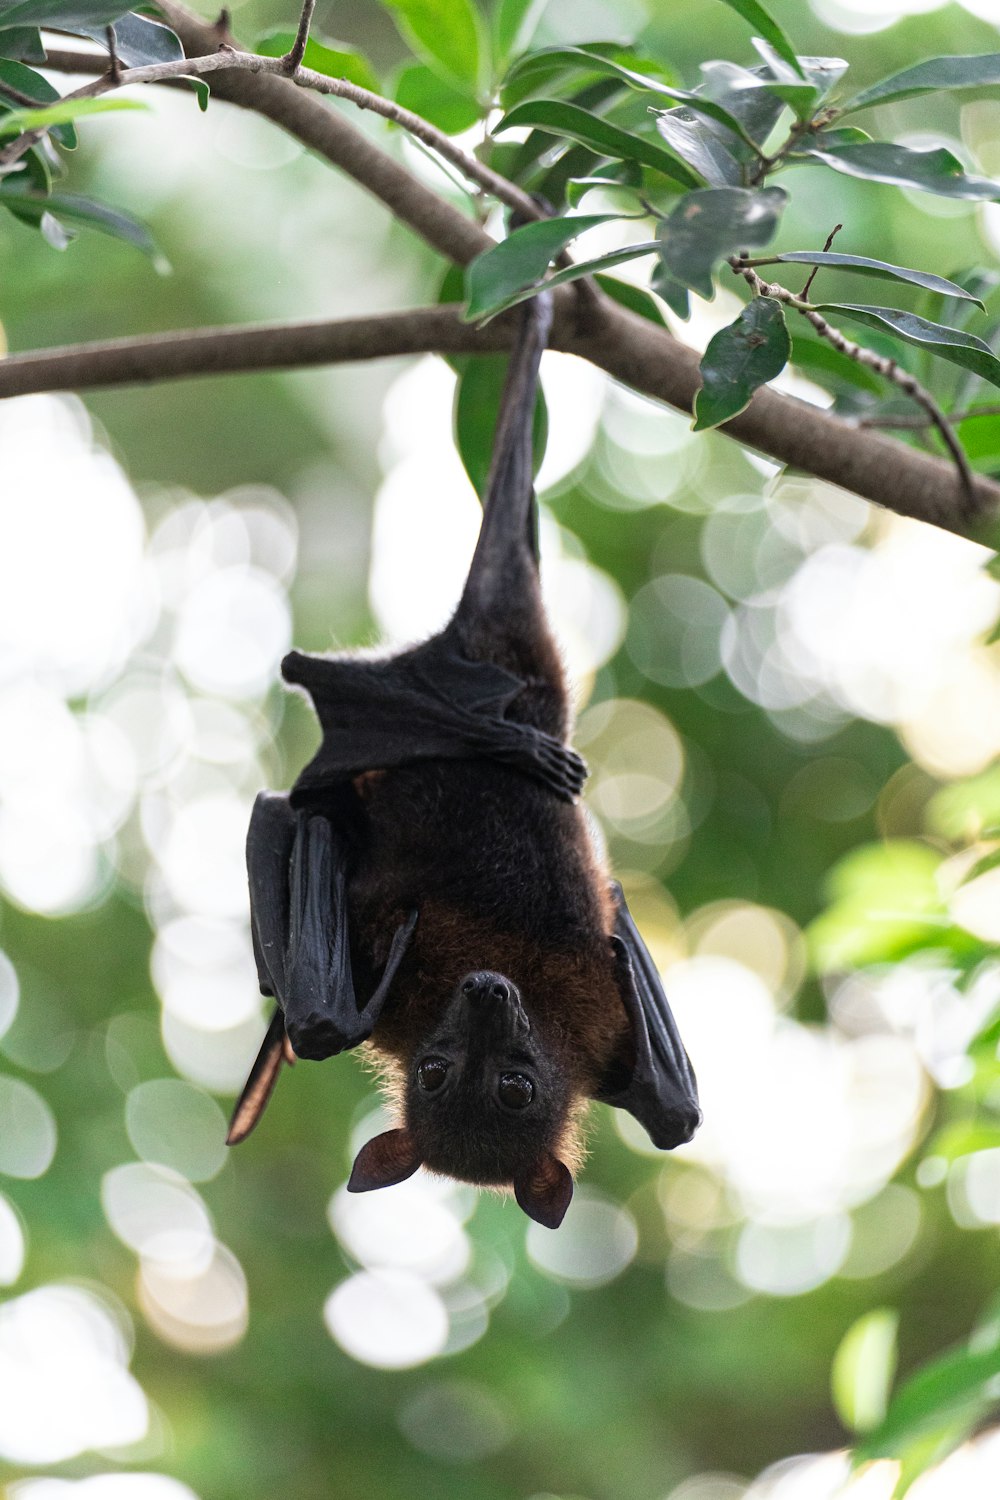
[694,294,789,429]
[7,2,1000,1498]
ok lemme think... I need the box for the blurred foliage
[3,2,1000,1500]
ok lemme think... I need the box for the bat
[227,289,701,1229]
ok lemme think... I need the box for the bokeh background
[4,0,1000,1496]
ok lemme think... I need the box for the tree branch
[4,301,999,538]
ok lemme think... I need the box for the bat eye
[498,1072,534,1110]
[417,1058,449,1093]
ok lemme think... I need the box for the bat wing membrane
[232,792,417,1139]
[282,639,586,803]
[600,883,701,1150]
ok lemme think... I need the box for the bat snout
[460,971,514,1005]
[456,971,530,1037]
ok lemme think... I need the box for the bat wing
[241,789,417,1083]
[282,639,586,803]
[599,883,701,1150]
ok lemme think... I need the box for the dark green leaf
[464,214,615,321]
[813,304,1000,390]
[394,60,480,134]
[697,61,786,147]
[843,53,1000,114]
[455,354,548,497]
[503,47,760,150]
[255,29,379,92]
[655,107,741,187]
[794,141,1000,201]
[77,12,182,66]
[0,182,166,266]
[382,0,483,92]
[694,296,790,429]
[658,185,787,299]
[651,260,690,318]
[178,75,209,111]
[0,0,127,28]
[788,334,886,395]
[496,99,700,188]
[493,0,547,66]
[0,24,43,59]
[594,273,666,325]
[776,252,985,304]
[0,59,75,146]
[716,0,804,78]
[859,1323,1000,1460]
[467,227,658,320]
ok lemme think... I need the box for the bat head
[348,969,574,1229]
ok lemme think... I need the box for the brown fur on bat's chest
[345,759,627,1087]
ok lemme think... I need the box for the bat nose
[460,971,511,1004]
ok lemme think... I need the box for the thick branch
[3,302,998,537]
[153,1,493,267]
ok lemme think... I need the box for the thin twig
[800,222,842,300]
[732,258,979,516]
[283,0,315,73]
[0,77,46,107]
[860,405,1000,430]
[0,44,542,222]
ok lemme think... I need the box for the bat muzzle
[457,970,530,1037]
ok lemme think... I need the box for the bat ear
[514,1153,573,1229]
[347,1129,422,1193]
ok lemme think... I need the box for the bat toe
[285,1011,352,1060]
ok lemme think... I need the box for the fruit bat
[227,290,701,1228]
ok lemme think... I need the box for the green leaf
[455,354,548,497]
[789,332,884,395]
[924,1120,1000,1163]
[178,75,209,111]
[467,226,658,321]
[0,94,145,133]
[38,206,71,247]
[464,214,615,321]
[843,53,1000,114]
[0,183,166,266]
[808,840,947,971]
[813,304,1000,391]
[651,260,690,319]
[503,47,760,150]
[697,60,787,148]
[928,767,1000,840]
[859,1321,1000,1461]
[496,99,700,188]
[0,59,75,146]
[255,29,379,92]
[655,107,742,187]
[694,296,790,429]
[394,60,480,135]
[776,252,985,304]
[0,0,127,27]
[382,0,483,93]
[77,13,183,66]
[832,1310,899,1434]
[658,185,787,299]
[0,25,44,60]
[493,0,547,66]
[594,273,666,325]
[716,0,804,78]
[794,141,1000,201]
